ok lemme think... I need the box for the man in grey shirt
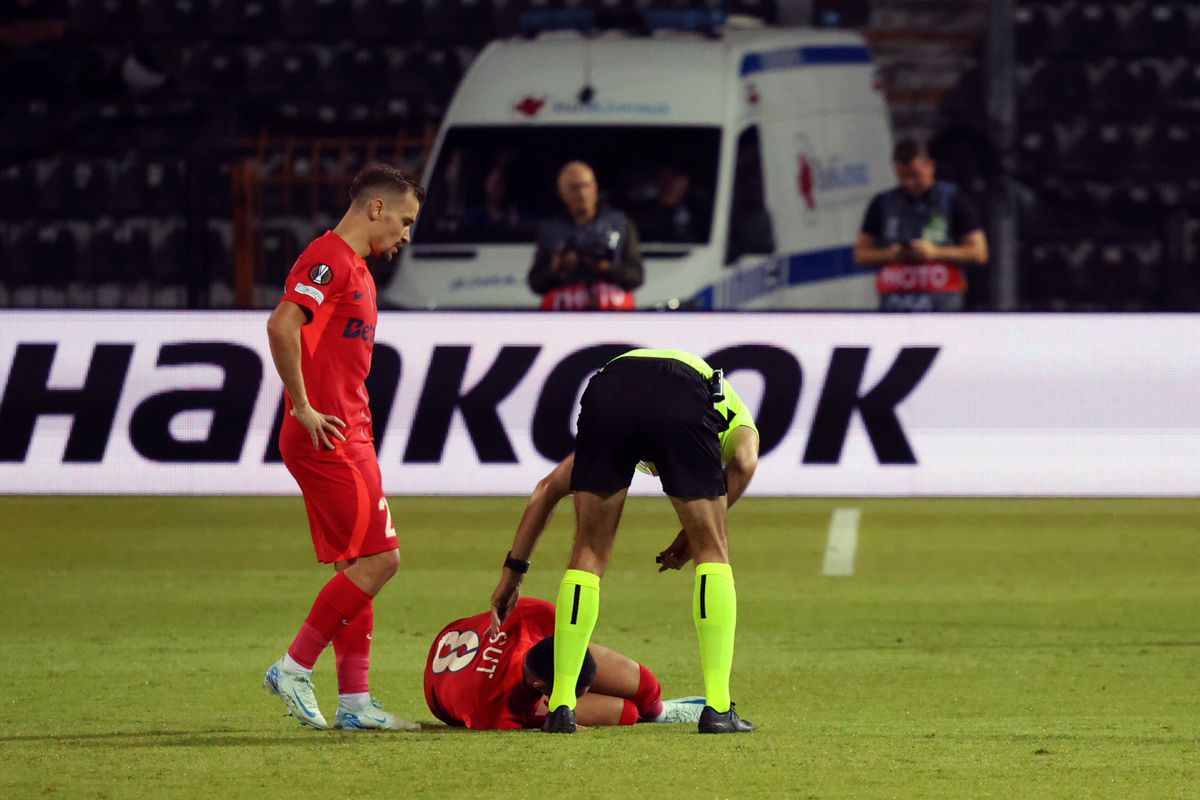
[528,161,644,310]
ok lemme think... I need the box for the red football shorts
[280,440,399,563]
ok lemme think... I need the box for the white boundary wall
[0,311,1197,496]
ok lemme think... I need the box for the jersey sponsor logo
[432,630,480,674]
[343,318,375,344]
[294,284,325,304]
[308,264,334,286]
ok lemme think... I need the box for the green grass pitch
[1,496,1197,799]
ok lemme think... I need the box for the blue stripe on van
[739,45,872,77]
[693,245,859,309]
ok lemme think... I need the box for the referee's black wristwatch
[504,552,530,574]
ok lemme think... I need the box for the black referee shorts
[570,357,727,498]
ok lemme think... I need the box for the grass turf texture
[1,497,1197,799]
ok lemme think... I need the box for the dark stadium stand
[1015,0,1200,309]
[1,0,1195,309]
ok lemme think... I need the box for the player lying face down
[424,598,705,729]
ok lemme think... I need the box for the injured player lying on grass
[424,598,705,729]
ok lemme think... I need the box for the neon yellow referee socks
[548,568,601,711]
[694,562,737,713]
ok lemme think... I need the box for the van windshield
[415,125,721,246]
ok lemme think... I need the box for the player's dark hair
[892,137,931,164]
[349,163,427,205]
[523,637,597,698]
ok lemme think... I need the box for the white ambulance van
[386,23,892,310]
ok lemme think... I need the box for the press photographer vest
[875,181,966,296]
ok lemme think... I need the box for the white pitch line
[821,508,861,577]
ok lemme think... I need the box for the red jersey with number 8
[423,599,556,730]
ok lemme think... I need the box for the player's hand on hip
[290,404,347,450]
[656,529,692,572]
[487,574,521,639]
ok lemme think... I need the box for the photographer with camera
[528,161,645,311]
[853,138,988,312]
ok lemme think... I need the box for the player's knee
[377,549,401,581]
[362,549,400,584]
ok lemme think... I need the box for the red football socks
[634,663,664,721]
[619,699,640,726]
[287,572,373,670]
[333,603,374,695]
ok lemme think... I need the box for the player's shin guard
[333,602,373,696]
[548,569,600,711]
[288,572,373,670]
[693,562,736,714]
[634,664,664,721]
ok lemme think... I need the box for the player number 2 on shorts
[379,498,397,539]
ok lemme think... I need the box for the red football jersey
[423,598,556,730]
[279,231,378,448]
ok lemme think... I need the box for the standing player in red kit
[262,164,424,731]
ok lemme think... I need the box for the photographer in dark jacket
[528,161,644,310]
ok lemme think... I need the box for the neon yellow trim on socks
[548,569,601,711]
[694,562,736,713]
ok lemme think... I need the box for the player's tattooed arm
[266,301,347,450]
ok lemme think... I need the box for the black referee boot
[542,705,577,733]
[698,703,755,734]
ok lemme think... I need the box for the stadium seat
[282,0,352,40]
[0,98,61,153]
[6,227,42,288]
[114,155,185,215]
[1021,240,1075,307]
[413,47,464,105]
[41,159,115,217]
[1016,120,1061,169]
[195,155,236,217]
[1109,181,1162,219]
[0,163,38,219]
[326,45,386,97]
[137,0,204,40]
[1122,2,1190,56]
[1167,60,1200,105]
[352,0,425,42]
[67,0,134,39]
[1092,61,1163,115]
[152,225,188,286]
[249,45,324,97]
[1180,179,1200,212]
[26,225,79,289]
[1015,4,1053,62]
[1097,238,1163,308]
[208,0,281,39]
[1057,2,1120,58]
[178,44,249,95]
[1077,123,1135,169]
[106,222,155,284]
[1145,121,1193,170]
[380,94,427,132]
[425,0,497,47]
[259,224,302,287]
[1020,61,1090,116]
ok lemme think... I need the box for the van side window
[725,126,775,265]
